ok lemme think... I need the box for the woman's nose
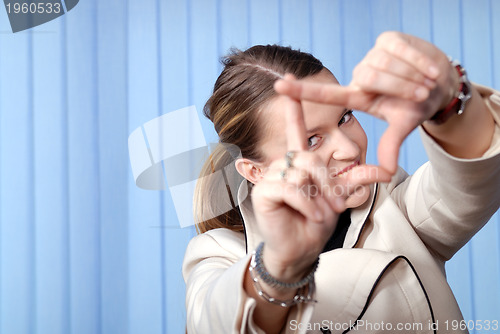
[331,131,360,161]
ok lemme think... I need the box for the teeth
[334,161,360,178]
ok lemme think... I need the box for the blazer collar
[237,181,378,253]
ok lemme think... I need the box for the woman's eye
[307,135,321,148]
[339,109,353,125]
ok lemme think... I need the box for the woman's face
[257,69,370,209]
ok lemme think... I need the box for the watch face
[453,62,472,116]
[430,60,471,123]
[457,71,472,115]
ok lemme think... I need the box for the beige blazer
[183,84,500,334]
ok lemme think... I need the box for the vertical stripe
[278,0,283,43]
[155,0,167,332]
[187,0,193,105]
[61,0,68,12]
[428,0,434,43]
[127,0,164,332]
[488,0,495,87]
[27,27,36,334]
[467,245,477,326]
[61,14,71,334]
[33,16,62,333]
[97,0,129,333]
[308,0,313,52]
[0,17,2,330]
[246,0,252,47]
[187,0,195,245]
[215,0,222,71]
[66,0,102,332]
[458,0,464,61]
[338,0,345,85]
[310,0,341,75]
[94,1,102,331]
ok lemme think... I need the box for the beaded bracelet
[248,261,317,307]
[252,242,319,290]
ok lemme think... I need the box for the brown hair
[194,45,324,234]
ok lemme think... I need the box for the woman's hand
[275,31,460,182]
[251,96,345,283]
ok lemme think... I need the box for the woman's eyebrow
[306,108,348,134]
[306,125,324,134]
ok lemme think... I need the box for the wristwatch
[429,58,472,125]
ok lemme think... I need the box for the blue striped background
[0,0,498,333]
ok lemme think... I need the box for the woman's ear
[235,158,263,184]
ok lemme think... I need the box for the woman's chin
[344,184,371,209]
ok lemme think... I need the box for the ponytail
[194,143,246,234]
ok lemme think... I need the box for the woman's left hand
[275,31,459,182]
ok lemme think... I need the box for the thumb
[377,122,411,175]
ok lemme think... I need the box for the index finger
[283,95,308,151]
[275,78,366,110]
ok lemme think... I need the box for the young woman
[183,31,500,333]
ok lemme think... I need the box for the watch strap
[429,59,472,125]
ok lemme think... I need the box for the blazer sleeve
[389,83,500,261]
[183,229,313,334]
[182,229,263,334]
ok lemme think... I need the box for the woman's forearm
[422,85,495,159]
[243,265,296,334]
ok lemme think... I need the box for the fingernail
[415,87,428,100]
[428,65,439,78]
[424,78,436,89]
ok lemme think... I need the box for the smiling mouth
[333,160,360,178]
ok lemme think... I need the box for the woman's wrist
[422,80,494,159]
[260,244,319,284]
[254,242,318,289]
[248,243,318,307]
[429,58,471,125]
[246,262,297,301]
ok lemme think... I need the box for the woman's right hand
[250,95,346,283]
